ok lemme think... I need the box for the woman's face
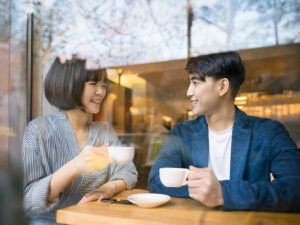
[81,78,107,114]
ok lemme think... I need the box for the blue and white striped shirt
[22,112,137,223]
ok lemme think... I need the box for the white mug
[159,168,191,187]
[107,146,134,164]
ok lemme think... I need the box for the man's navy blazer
[148,107,300,211]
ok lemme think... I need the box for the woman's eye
[88,82,96,85]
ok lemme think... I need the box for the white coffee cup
[159,168,191,187]
[107,146,134,164]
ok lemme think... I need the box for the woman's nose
[96,85,105,95]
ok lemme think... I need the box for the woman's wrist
[48,158,83,201]
[105,180,126,194]
[69,157,84,177]
[113,179,126,193]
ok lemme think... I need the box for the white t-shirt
[208,126,233,181]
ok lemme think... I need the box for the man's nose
[187,84,193,97]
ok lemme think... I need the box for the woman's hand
[48,144,109,202]
[73,144,110,174]
[78,180,126,204]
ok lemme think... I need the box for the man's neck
[206,104,236,133]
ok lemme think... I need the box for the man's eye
[192,81,199,86]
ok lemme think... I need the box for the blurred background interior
[0,0,300,223]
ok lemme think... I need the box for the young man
[148,51,300,212]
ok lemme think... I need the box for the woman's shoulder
[90,121,119,145]
[91,121,112,130]
[23,113,66,149]
[26,112,66,133]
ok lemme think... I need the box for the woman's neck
[63,109,90,131]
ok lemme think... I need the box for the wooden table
[57,189,300,225]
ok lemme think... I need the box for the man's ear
[218,78,230,96]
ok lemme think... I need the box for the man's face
[187,74,220,117]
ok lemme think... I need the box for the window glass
[34,0,187,67]
[190,0,300,54]
[0,0,10,171]
[7,0,300,190]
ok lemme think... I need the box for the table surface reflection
[56,189,300,225]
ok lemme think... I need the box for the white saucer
[127,193,171,208]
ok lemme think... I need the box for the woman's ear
[218,78,230,96]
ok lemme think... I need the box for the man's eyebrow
[189,75,201,81]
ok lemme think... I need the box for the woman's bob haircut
[44,57,108,110]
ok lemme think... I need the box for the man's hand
[187,166,224,207]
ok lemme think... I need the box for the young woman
[22,57,137,225]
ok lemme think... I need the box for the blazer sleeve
[220,121,300,212]
[148,127,189,197]
[22,122,59,217]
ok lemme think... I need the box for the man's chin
[192,109,203,118]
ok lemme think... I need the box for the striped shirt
[22,112,137,223]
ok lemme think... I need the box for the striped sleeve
[109,161,138,189]
[22,122,58,217]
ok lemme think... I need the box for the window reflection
[191,0,300,54]
[0,43,10,171]
[2,0,299,190]
[235,92,300,147]
[0,0,10,171]
[93,43,300,188]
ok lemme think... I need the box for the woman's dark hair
[44,57,108,110]
[185,51,245,98]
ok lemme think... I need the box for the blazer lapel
[191,117,209,168]
[230,108,252,179]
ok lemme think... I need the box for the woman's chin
[85,107,100,114]
[92,109,100,114]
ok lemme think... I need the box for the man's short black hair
[185,51,245,98]
[44,57,108,110]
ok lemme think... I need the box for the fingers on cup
[92,148,108,157]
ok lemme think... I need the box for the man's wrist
[217,183,224,206]
[217,195,224,206]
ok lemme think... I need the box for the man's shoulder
[172,116,205,133]
[238,111,289,140]
[244,113,283,130]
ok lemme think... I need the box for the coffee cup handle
[182,170,191,186]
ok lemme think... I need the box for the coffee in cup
[159,168,190,187]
